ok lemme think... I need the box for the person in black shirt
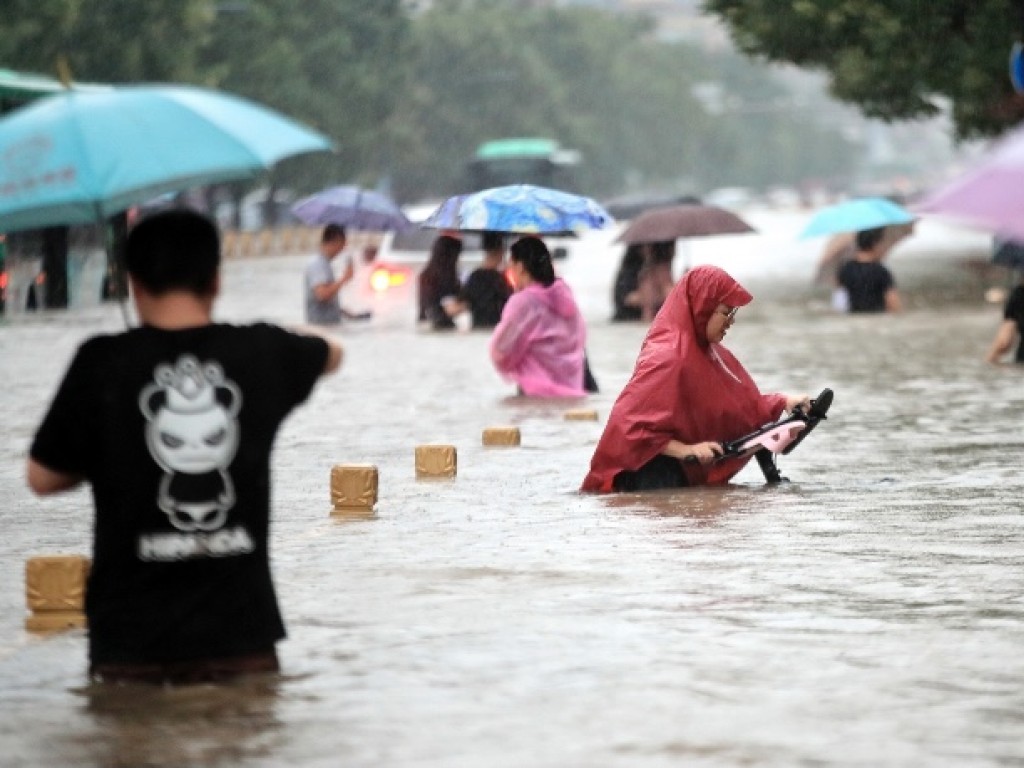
[448,231,513,329]
[837,226,903,313]
[986,281,1024,364]
[27,210,342,685]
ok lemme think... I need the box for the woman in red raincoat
[581,265,809,492]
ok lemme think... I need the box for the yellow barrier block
[277,227,295,253]
[564,409,599,421]
[330,464,379,515]
[256,229,274,256]
[482,427,521,446]
[238,231,254,257]
[222,230,238,259]
[415,445,457,478]
[25,555,90,633]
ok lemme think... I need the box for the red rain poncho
[581,266,787,492]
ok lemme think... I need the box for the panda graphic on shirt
[139,355,242,533]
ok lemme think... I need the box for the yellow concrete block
[25,612,88,632]
[238,231,254,257]
[257,229,274,256]
[278,226,295,253]
[330,507,377,521]
[415,445,457,478]
[330,464,378,512]
[25,555,90,633]
[482,426,521,446]
[222,230,238,259]
[564,409,599,421]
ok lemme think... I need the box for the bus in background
[467,137,581,192]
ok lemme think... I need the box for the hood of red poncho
[581,265,786,492]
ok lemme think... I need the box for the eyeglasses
[718,306,739,320]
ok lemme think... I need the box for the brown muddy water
[1,215,1022,767]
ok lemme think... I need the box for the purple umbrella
[290,185,411,231]
[915,123,1024,241]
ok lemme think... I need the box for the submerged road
[0,214,1021,766]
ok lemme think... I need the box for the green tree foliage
[703,0,1024,140]
[1,0,859,206]
[387,0,857,201]
[0,0,408,194]
[198,0,409,191]
[0,0,213,83]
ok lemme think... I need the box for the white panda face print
[139,355,243,532]
[148,405,239,473]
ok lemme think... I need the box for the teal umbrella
[0,67,109,105]
[0,84,334,233]
[799,197,914,239]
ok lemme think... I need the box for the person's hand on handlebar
[785,394,812,414]
[663,439,723,465]
[687,441,724,464]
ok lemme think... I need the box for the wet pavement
[1,214,1022,766]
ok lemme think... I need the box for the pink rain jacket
[489,278,587,397]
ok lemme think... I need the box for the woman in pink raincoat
[489,237,587,397]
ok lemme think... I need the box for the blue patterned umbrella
[290,185,411,231]
[421,184,613,235]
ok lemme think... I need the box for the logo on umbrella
[1,134,76,200]
[3,134,53,177]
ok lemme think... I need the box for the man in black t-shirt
[986,282,1024,364]
[446,232,513,329]
[27,210,343,684]
[837,226,903,313]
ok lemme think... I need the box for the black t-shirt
[1005,285,1024,362]
[837,259,894,313]
[30,323,328,665]
[459,267,512,329]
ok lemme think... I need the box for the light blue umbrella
[421,184,613,235]
[0,84,334,233]
[799,197,915,239]
[0,67,110,101]
[290,185,411,231]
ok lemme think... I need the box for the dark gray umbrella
[617,204,755,244]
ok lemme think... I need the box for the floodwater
[1,212,1023,767]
